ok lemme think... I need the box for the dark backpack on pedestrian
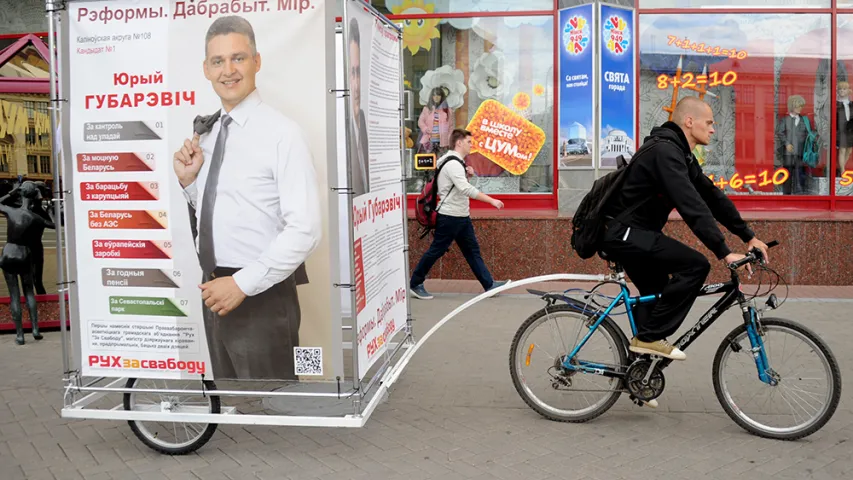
[570,137,673,259]
[414,155,464,238]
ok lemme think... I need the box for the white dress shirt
[789,113,800,127]
[182,89,321,297]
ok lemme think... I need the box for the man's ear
[202,58,211,81]
[255,52,262,73]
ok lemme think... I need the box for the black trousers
[202,267,301,381]
[601,221,711,342]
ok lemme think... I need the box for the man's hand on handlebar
[747,237,770,264]
[724,252,754,275]
[725,239,778,275]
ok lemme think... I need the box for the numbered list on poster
[68,1,209,379]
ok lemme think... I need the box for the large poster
[558,4,595,170]
[64,0,341,381]
[599,4,635,169]
[345,1,408,380]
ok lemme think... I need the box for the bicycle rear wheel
[713,318,842,440]
[509,304,627,423]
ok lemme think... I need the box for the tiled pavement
[1,285,852,480]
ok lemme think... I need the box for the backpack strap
[803,116,813,135]
[435,155,464,213]
[608,136,680,224]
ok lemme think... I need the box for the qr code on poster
[294,347,323,376]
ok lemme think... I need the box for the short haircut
[205,15,257,57]
[671,96,710,126]
[450,129,472,149]
[839,81,850,91]
[349,17,360,46]
[788,95,806,111]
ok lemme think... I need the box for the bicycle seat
[598,250,624,273]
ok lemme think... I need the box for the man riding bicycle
[600,97,770,362]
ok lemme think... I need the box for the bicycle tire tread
[712,317,842,441]
[509,304,627,423]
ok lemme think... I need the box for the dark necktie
[198,115,232,274]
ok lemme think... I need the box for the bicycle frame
[562,269,775,385]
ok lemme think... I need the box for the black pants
[202,267,301,381]
[410,214,495,290]
[601,221,711,342]
[779,158,809,195]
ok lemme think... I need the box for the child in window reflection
[418,87,454,155]
[774,95,810,195]
[837,81,853,177]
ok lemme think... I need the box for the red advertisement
[80,182,160,201]
[92,240,172,259]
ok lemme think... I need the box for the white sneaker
[629,338,687,361]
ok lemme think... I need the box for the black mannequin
[0,181,55,345]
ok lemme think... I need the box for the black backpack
[570,137,673,259]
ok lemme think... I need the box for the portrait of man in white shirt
[173,15,322,380]
[348,17,370,197]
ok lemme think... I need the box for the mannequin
[837,81,853,176]
[418,87,454,155]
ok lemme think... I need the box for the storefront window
[640,0,829,8]
[639,14,831,196]
[401,15,554,194]
[837,15,853,196]
[374,0,552,16]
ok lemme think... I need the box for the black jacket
[604,121,754,260]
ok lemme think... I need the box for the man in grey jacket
[410,129,508,299]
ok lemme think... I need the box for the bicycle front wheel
[713,318,842,441]
[509,304,627,423]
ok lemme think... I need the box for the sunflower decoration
[533,84,546,97]
[512,92,531,111]
[391,0,441,55]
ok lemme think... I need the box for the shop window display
[639,14,831,196]
[836,15,853,196]
[397,14,554,194]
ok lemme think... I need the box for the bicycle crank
[625,358,666,401]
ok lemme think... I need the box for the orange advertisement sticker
[466,99,546,175]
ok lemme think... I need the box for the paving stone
[0,296,851,479]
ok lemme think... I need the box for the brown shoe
[629,338,687,361]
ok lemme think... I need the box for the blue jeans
[410,214,495,290]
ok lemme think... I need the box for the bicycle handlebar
[727,240,779,270]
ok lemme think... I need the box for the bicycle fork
[738,302,778,386]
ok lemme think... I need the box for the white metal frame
[46,0,613,438]
[50,0,415,430]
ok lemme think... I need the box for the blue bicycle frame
[559,274,776,385]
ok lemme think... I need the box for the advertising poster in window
[639,14,836,197]
[599,4,635,169]
[345,2,408,380]
[558,4,594,170]
[63,0,342,381]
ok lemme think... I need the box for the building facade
[3,0,853,284]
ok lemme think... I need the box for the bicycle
[509,240,842,440]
